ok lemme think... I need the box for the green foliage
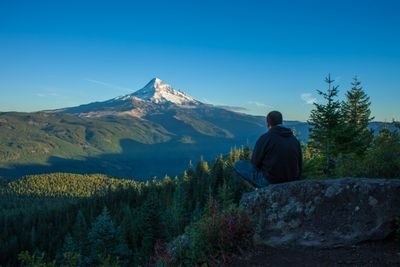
[175,198,254,266]
[305,75,399,179]
[363,126,400,178]
[301,144,325,178]
[58,234,81,267]
[18,251,56,267]
[305,122,400,179]
[4,173,139,197]
[87,207,122,265]
[308,74,343,175]
[334,153,365,177]
[340,76,374,155]
[169,176,189,236]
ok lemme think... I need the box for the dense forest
[1,76,399,266]
[0,148,254,266]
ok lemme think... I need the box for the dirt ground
[231,237,400,267]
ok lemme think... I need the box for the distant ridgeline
[0,109,394,180]
[0,78,397,180]
[0,78,306,180]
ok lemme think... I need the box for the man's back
[251,125,302,184]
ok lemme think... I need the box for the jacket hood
[268,125,294,137]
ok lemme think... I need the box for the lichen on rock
[240,178,400,248]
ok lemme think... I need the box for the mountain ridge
[54,78,203,118]
[0,77,269,179]
[0,78,394,180]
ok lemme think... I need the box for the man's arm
[251,135,268,169]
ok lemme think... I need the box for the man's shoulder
[258,131,271,140]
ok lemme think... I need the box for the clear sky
[1,0,399,121]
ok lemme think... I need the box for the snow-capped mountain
[59,78,202,118]
[129,78,200,105]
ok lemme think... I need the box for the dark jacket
[251,125,302,184]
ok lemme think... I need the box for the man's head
[266,111,283,128]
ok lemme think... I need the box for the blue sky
[0,0,399,121]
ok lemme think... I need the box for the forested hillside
[0,147,254,266]
[0,108,265,179]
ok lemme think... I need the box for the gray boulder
[240,178,400,247]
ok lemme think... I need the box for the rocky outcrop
[240,178,400,248]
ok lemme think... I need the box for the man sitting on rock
[234,111,302,187]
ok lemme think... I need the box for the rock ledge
[240,178,400,247]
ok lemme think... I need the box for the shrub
[334,153,366,177]
[18,251,56,267]
[364,128,400,178]
[185,198,254,265]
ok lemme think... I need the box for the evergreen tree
[138,189,161,264]
[87,207,119,264]
[217,182,235,209]
[30,226,37,250]
[72,210,88,256]
[209,155,225,196]
[58,233,80,267]
[191,157,209,210]
[170,176,188,235]
[308,74,343,175]
[340,76,374,155]
[161,175,174,207]
[364,124,400,178]
[227,147,241,163]
[119,206,135,250]
[240,144,251,160]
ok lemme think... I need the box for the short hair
[267,111,283,126]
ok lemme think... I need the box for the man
[234,111,302,187]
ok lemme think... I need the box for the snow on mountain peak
[131,78,199,105]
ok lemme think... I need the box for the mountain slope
[0,78,311,179]
[0,109,265,179]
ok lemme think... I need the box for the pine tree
[87,207,118,264]
[139,189,161,263]
[58,233,80,267]
[340,76,374,155]
[240,144,251,160]
[308,74,343,175]
[217,182,234,209]
[72,210,88,256]
[194,158,209,208]
[170,176,188,235]
[30,226,37,250]
[227,147,241,163]
[119,205,135,251]
[209,155,225,196]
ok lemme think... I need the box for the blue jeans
[233,160,269,188]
